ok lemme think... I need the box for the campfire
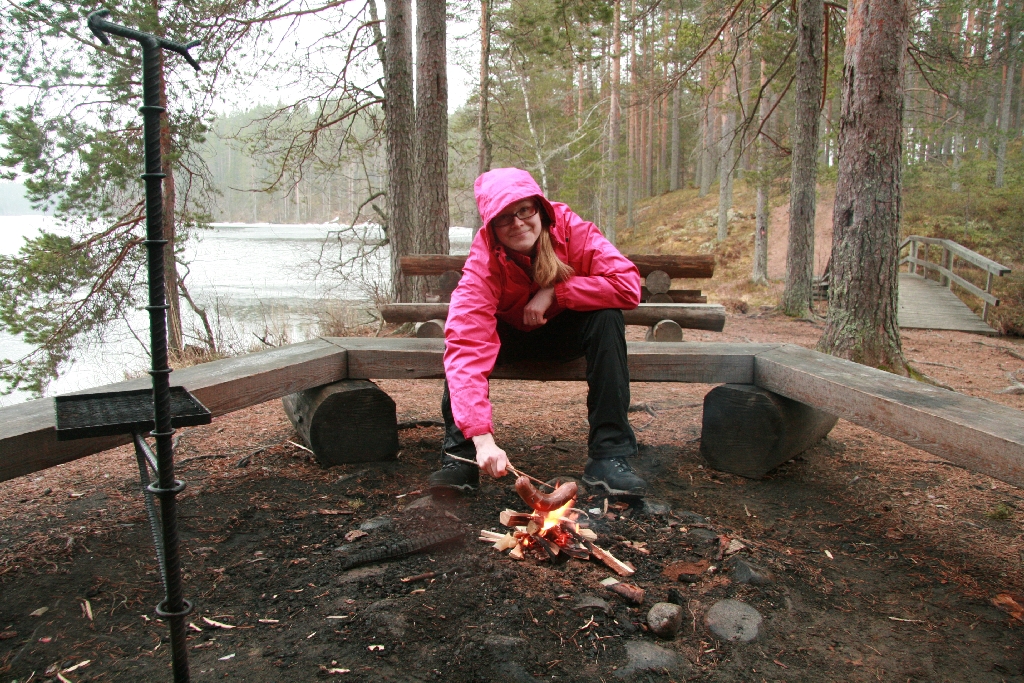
[478,476,636,578]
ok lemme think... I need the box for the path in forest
[767,190,834,281]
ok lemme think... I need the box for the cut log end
[415,319,445,339]
[282,380,399,467]
[645,319,684,342]
[645,270,672,295]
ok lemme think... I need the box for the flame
[540,497,577,533]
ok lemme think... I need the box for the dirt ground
[2,315,1024,683]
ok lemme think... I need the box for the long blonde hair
[532,214,574,288]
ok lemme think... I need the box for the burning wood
[477,492,636,577]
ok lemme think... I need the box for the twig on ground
[236,447,266,468]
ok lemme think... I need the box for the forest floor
[4,185,1024,682]
[2,315,1024,683]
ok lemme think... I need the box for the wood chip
[344,530,368,542]
[606,582,645,604]
[202,616,236,629]
[494,533,518,552]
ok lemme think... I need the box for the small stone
[646,602,684,639]
[613,641,689,679]
[704,599,762,643]
[686,527,718,543]
[729,558,772,586]
[642,499,671,517]
[574,594,613,615]
[359,516,393,532]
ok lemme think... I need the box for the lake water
[0,217,473,406]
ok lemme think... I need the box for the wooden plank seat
[401,254,712,303]
[378,303,727,332]
[3,338,1024,491]
[396,254,720,340]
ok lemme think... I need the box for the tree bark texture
[415,0,449,298]
[384,0,416,302]
[781,0,823,318]
[818,0,910,374]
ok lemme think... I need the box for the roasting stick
[444,452,556,491]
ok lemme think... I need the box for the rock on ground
[704,599,763,643]
[647,602,684,639]
[613,641,690,679]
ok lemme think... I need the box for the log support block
[699,384,838,478]
[415,319,446,338]
[282,380,399,466]
[645,319,684,342]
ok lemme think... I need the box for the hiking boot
[582,457,647,496]
[428,459,479,494]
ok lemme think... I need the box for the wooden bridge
[898,236,1011,335]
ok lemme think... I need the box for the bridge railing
[899,236,1011,322]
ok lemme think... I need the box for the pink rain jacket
[444,168,641,439]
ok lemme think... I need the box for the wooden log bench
[3,338,1024,491]
[397,254,718,341]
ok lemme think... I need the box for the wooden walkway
[898,272,997,335]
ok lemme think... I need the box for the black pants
[441,308,636,464]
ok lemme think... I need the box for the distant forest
[203,107,479,226]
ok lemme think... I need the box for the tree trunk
[669,78,680,192]
[384,0,416,302]
[699,61,713,197]
[415,0,449,298]
[818,0,910,375]
[996,53,1017,188]
[717,61,735,243]
[474,0,492,235]
[609,0,622,233]
[752,59,770,285]
[781,0,823,318]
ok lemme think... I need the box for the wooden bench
[396,254,721,341]
[3,338,1023,489]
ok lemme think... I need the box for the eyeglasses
[492,203,539,229]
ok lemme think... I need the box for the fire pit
[478,476,636,578]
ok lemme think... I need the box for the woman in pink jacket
[429,168,647,496]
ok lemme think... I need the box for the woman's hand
[523,286,556,327]
[472,433,509,478]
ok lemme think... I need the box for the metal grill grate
[54,387,211,440]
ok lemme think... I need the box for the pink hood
[444,168,641,440]
[474,167,555,231]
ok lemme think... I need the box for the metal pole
[87,12,200,682]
